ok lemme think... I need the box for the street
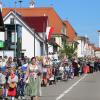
[40,72,100,100]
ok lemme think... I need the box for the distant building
[77,36,95,57]
[94,48,100,58]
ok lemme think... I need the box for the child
[7,69,18,100]
[17,71,25,99]
[69,64,74,79]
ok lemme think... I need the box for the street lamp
[18,0,23,8]
[32,28,35,57]
[34,31,35,57]
[97,30,100,48]
[14,1,17,57]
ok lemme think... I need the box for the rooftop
[2,7,63,34]
[21,16,48,33]
[64,20,77,41]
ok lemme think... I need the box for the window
[11,32,17,43]
[62,25,66,35]
[10,18,14,24]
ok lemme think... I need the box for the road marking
[56,74,87,100]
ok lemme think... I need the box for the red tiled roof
[64,20,77,41]
[21,16,48,33]
[94,47,100,51]
[2,7,63,34]
[77,36,89,40]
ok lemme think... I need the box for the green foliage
[59,43,77,59]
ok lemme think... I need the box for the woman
[24,57,41,100]
[6,57,13,68]
[7,57,17,68]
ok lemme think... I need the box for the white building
[2,10,48,58]
[77,36,95,58]
[94,48,100,58]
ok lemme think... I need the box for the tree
[59,42,77,59]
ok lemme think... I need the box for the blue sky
[2,0,100,46]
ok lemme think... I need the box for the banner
[46,27,54,40]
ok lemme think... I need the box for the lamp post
[14,1,17,57]
[32,28,35,57]
[34,31,35,57]
[84,35,88,57]
[98,30,100,48]
[18,0,23,8]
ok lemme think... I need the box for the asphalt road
[40,72,100,100]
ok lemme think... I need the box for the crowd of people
[0,55,99,100]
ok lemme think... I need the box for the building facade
[3,10,48,58]
[77,36,95,58]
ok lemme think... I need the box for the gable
[2,7,63,34]
[22,16,48,33]
[3,11,44,42]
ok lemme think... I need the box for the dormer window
[62,25,66,35]
[10,18,15,24]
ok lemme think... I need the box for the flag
[46,27,54,40]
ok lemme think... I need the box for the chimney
[29,0,35,8]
